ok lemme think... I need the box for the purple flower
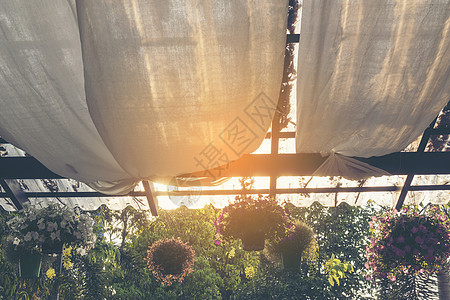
[404,245,411,252]
[415,236,425,244]
[411,227,419,234]
[396,236,405,243]
[394,248,406,257]
[427,237,439,245]
[419,224,428,233]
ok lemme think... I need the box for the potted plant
[215,195,289,251]
[365,205,450,282]
[271,220,316,270]
[7,202,96,277]
[146,237,195,286]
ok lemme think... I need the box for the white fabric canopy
[0,0,288,194]
[296,0,450,179]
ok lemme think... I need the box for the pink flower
[394,248,406,257]
[396,236,405,243]
[419,224,428,233]
[415,236,425,244]
[411,227,419,233]
[371,216,377,222]
[214,239,221,246]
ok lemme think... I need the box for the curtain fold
[0,0,288,194]
[0,0,131,184]
[77,0,288,180]
[296,0,450,180]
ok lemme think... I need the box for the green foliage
[323,254,354,287]
[4,200,440,299]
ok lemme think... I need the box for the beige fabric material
[0,1,288,194]
[296,0,449,179]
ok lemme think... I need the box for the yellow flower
[63,246,72,256]
[228,247,235,259]
[46,267,56,279]
[244,266,255,279]
[62,246,72,270]
[63,259,72,270]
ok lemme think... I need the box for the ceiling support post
[0,179,29,210]
[394,118,438,211]
[143,180,158,216]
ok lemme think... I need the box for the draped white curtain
[0,0,288,194]
[296,0,450,179]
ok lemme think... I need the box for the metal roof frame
[0,33,449,215]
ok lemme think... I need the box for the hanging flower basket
[7,203,96,256]
[146,238,195,286]
[242,230,265,251]
[215,195,289,251]
[270,220,316,270]
[18,251,42,278]
[366,205,450,281]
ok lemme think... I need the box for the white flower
[38,222,46,230]
[6,218,16,226]
[47,222,58,232]
[39,236,45,242]
[13,237,20,245]
[56,230,61,240]
[31,231,39,240]
[20,224,28,230]
[60,220,67,228]
[50,232,56,240]
[24,232,32,242]
[76,247,87,256]
[74,231,82,239]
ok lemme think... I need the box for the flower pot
[19,252,42,278]
[42,241,64,254]
[242,230,265,251]
[281,249,301,270]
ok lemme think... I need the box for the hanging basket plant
[270,220,316,270]
[146,237,195,286]
[215,195,289,251]
[7,202,96,259]
[366,205,450,281]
